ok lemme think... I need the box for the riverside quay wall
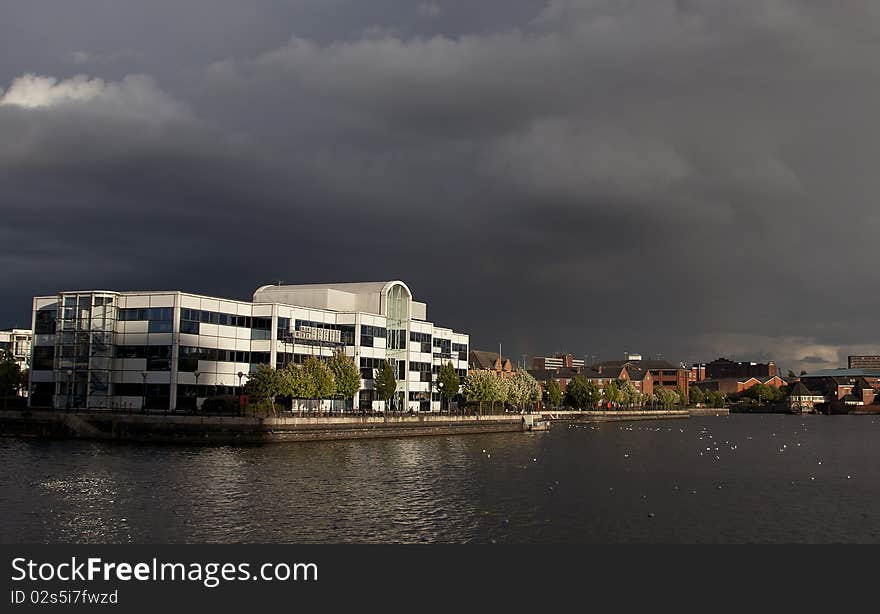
[0,410,530,444]
[540,410,691,422]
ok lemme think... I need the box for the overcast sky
[2,1,879,372]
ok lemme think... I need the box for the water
[2,415,879,543]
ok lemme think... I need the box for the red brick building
[595,358,688,401]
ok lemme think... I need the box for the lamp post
[194,370,201,413]
[437,380,444,414]
[237,371,248,417]
[141,371,148,413]
[65,369,73,412]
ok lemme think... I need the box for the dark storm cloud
[2,1,880,371]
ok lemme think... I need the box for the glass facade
[53,292,117,409]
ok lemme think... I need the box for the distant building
[532,353,585,371]
[594,358,688,401]
[689,363,706,383]
[528,365,653,401]
[704,357,778,380]
[795,369,880,405]
[0,328,32,372]
[848,355,880,370]
[692,375,786,396]
[787,382,826,413]
[469,350,515,379]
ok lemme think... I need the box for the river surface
[2,415,879,543]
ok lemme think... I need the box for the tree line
[241,353,463,415]
[461,369,543,414]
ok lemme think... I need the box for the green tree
[619,381,638,408]
[706,390,726,408]
[328,351,361,412]
[787,369,797,378]
[546,378,562,408]
[565,376,600,410]
[279,362,309,412]
[374,360,398,412]
[303,356,335,412]
[603,379,621,407]
[675,385,688,407]
[507,369,541,412]
[243,364,283,416]
[690,386,706,405]
[463,369,505,415]
[656,387,679,409]
[437,362,460,412]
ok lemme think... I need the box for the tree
[0,350,21,404]
[328,351,361,412]
[675,385,688,407]
[463,370,505,415]
[787,369,797,378]
[603,379,621,407]
[690,386,706,406]
[565,375,600,410]
[546,378,562,408]
[507,369,541,412]
[374,360,397,412]
[656,387,680,409]
[243,364,283,416]
[279,362,310,412]
[303,356,335,412]
[619,381,638,408]
[706,390,726,408]
[437,362,460,412]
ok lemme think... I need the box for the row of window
[177,346,271,371]
[181,308,272,330]
[119,307,173,322]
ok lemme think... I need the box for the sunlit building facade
[28,281,468,412]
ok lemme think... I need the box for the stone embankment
[0,410,528,444]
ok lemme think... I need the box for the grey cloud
[2,1,880,373]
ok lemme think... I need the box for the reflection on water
[3,415,880,543]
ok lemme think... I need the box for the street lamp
[141,371,148,413]
[193,370,201,413]
[65,369,73,412]
[437,380,444,414]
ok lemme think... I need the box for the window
[359,357,384,380]
[146,345,171,371]
[252,317,271,330]
[35,308,57,334]
[32,346,54,370]
[148,320,172,333]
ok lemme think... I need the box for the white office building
[0,328,32,372]
[29,281,469,411]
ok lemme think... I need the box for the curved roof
[255,280,411,296]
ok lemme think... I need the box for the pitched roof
[789,381,821,397]
[623,365,650,381]
[469,350,512,370]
